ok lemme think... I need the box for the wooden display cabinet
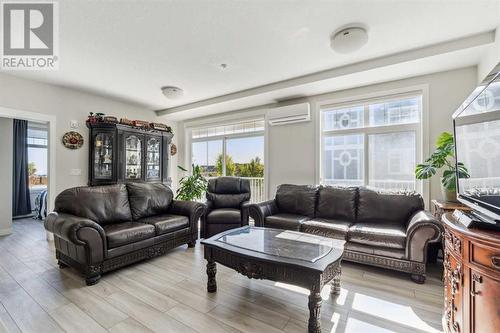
[442,213,500,333]
[87,122,173,186]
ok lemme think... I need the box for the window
[191,119,265,139]
[27,122,49,211]
[321,94,422,192]
[190,119,265,202]
[27,123,48,182]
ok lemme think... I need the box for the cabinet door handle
[492,256,500,270]
[471,290,481,297]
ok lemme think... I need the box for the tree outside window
[215,153,264,177]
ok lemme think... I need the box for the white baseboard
[0,227,13,236]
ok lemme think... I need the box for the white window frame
[27,122,49,149]
[185,114,267,192]
[316,87,429,203]
[190,129,265,177]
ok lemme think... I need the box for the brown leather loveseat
[45,183,205,285]
[249,184,442,283]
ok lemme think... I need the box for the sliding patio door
[190,119,265,202]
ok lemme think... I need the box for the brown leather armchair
[250,184,442,283]
[45,183,205,285]
[201,177,251,238]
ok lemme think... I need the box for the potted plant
[176,164,208,201]
[415,132,470,202]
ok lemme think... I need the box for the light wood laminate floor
[0,219,444,333]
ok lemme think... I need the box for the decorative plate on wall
[62,131,84,149]
[170,143,177,156]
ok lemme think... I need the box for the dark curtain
[13,119,31,216]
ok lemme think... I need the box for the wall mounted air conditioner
[267,102,310,126]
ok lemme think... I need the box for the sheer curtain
[12,119,31,216]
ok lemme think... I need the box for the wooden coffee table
[201,226,345,333]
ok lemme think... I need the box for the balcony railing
[246,177,265,203]
[322,179,416,191]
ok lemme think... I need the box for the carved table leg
[331,264,341,297]
[206,259,217,293]
[308,287,322,333]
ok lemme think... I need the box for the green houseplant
[415,132,469,202]
[176,165,208,201]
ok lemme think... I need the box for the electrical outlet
[70,169,81,176]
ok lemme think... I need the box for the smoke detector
[161,86,184,99]
[330,25,368,53]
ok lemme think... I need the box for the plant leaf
[436,132,453,148]
[415,163,436,180]
[441,170,457,190]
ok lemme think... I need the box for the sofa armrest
[200,200,213,238]
[249,200,279,227]
[204,199,214,216]
[241,201,250,226]
[169,200,206,233]
[44,212,106,263]
[405,210,443,262]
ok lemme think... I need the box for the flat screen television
[453,63,500,224]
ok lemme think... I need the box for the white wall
[176,66,478,204]
[0,118,13,235]
[267,115,315,194]
[168,122,179,193]
[478,23,500,82]
[0,73,177,198]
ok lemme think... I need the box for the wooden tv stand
[442,213,500,333]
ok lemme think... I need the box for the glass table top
[215,227,344,263]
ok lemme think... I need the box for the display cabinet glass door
[125,134,143,180]
[94,133,114,180]
[146,136,161,180]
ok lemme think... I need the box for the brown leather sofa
[45,183,205,285]
[201,177,251,238]
[249,184,442,283]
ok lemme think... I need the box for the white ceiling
[4,0,500,120]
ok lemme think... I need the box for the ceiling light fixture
[161,86,184,99]
[330,25,368,54]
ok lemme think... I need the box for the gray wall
[0,118,13,235]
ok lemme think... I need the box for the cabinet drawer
[471,242,500,273]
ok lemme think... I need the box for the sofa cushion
[301,218,353,240]
[316,186,357,221]
[206,177,251,209]
[126,183,173,220]
[206,193,250,209]
[275,184,318,217]
[103,222,155,248]
[206,208,241,224]
[357,187,423,224]
[208,177,251,194]
[348,223,407,249]
[55,184,132,225]
[265,213,310,231]
[139,214,189,235]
